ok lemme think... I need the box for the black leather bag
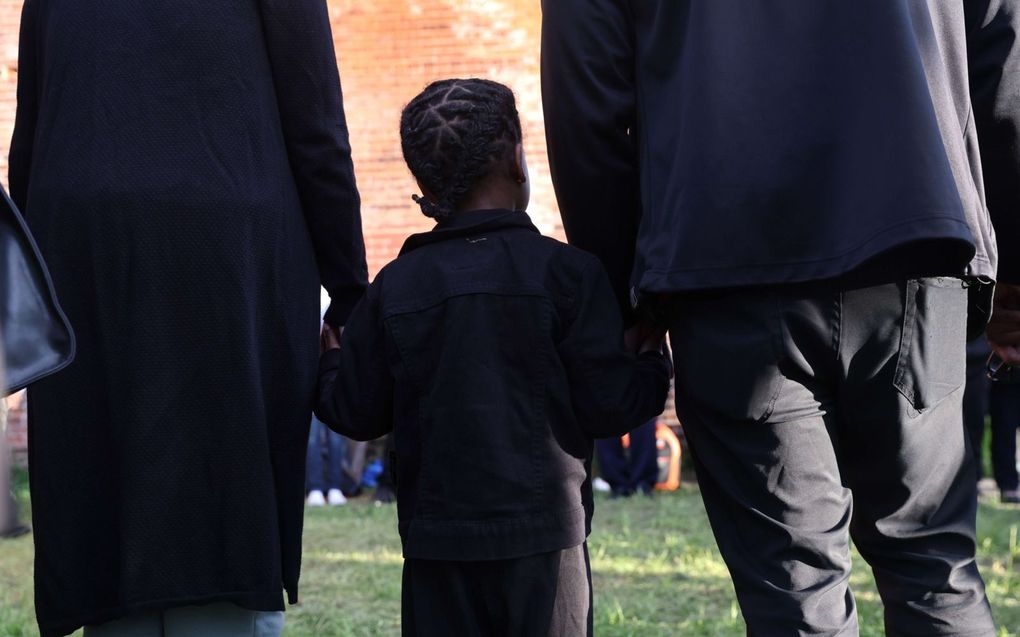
[1,185,75,396]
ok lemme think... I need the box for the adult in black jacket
[9,1,367,635]
[543,1,1020,635]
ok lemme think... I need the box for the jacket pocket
[893,278,967,414]
[670,291,785,424]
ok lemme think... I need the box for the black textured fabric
[8,2,367,635]
[316,209,671,561]
[541,1,1020,315]
[967,0,1020,283]
[668,279,995,635]
[401,543,593,637]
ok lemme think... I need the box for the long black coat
[8,1,367,635]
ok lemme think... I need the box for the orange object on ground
[655,424,682,491]
[621,423,682,491]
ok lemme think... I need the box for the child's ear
[512,143,528,185]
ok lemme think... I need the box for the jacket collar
[399,209,540,256]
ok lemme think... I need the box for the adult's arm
[967,0,1020,362]
[9,0,40,210]
[558,259,670,439]
[541,0,640,322]
[259,0,368,325]
[967,0,1020,283]
[315,283,394,441]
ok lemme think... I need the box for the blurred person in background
[596,418,658,498]
[306,414,350,507]
[989,361,1020,503]
[964,336,992,481]
[9,1,367,636]
[0,369,23,539]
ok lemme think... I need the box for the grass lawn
[2,468,1018,636]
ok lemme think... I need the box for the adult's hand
[624,321,666,355]
[988,283,1020,365]
[320,323,343,354]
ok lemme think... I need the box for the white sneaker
[327,488,348,506]
[307,490,326,507]
[592,477,612,493]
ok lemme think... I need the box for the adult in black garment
[9,1,367,636]
[542,1,1020,635]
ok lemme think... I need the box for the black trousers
[596,418,658,494]
[401,543,592,637]
[989,382,1020,492]
[963,338,992,480]
[668,278,995,636]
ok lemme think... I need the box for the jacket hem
[400,507,588,562]
[638,217,979,291]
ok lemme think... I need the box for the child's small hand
[638,326,667,355]
[320,323,342,353]
[624,321,666,355]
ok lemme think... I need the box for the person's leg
[324,427,348,493]
[668,287,858,636]
[402,559,489,637]
[489,544,592,637]
[82,611,162,637]
[164,603,283,637]
[306,416,326,498]
[963,338,991,479]
[534,543,592,637]
[835,279,994,636]
[1,398,26,537]
[989,383,1020,496]
[626,419,659,494]
[594,438,631,496]
[375,433,397,503]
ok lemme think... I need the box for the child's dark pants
[401,543,592,637]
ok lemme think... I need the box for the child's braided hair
[400,78,523,220]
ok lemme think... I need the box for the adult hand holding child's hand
[624,321,667,355]
[320,324,343,353]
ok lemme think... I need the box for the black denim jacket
[316,209,670,560]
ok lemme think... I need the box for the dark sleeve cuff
[318,348,342,375]
[323,287,366,326]
[638,349,672,380]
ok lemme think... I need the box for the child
[316,78,670,637]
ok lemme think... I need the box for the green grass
[2,469,1018,636]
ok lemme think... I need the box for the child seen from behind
[316,78,670,637]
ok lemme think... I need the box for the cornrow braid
[400,79,523,220]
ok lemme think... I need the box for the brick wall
[3,392,26,467]
[0,0,20,191]
[2,0,24,464]
[0,1,678,462]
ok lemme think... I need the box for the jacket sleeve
[541,0,641,322]
[558,259,670,439]
[966,0,1020,283]
[259,0,368,323]
[8,0,39,211]
[315,283,394,441]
